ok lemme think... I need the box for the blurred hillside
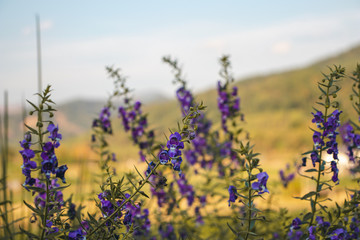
[6,44,360,164]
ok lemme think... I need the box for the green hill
[8,44,360,164]
[144,44,360,162]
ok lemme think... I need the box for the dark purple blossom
[145,161,156,177]
[310,151,319,167]
[68,229,86,240]
[313,131,324,149]
[177,175,195,206]
[308,226,316,240]
[159,223,176,240]
[228,185,238,206]
[279,170,295,188]
[330,228,348,240]
[195,207,204,225]
[331,161,339,184]
[302,157,307,167]
[45,220,59,234]
[68,203,76,220]
[291,217,301,230]
[312,111,324,127]
[55,165,68,183]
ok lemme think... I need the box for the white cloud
[3,10,360,105]
[272,41,291,54]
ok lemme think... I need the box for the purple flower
[308,226,316,240]
[68,229,86,240]
[171,157,183,175]
[290,217,301,231]
[177,175,195,206]
[55,165,68,183]
[167,132,183,148]
[312,111,324,126]
[313,131,324,149]
[200,195,206,207]
[145,161,156,176]
[330,228,347,240]
[228,185,238,206]
[45,220,59,234]
[251,172,269,194]
[279,170,295,188]
[195,207,204,225]
[134,101,142,111]
[331,161,339,184]
[101,200,114,217]
[159,150,169,165]
[310,151,319,167]
[47,124,62,147]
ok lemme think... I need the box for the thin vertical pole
[36,15,42,102]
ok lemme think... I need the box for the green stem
[245,160,253,240]
[87,162,160,238]
[36,99,49,240]
[309,84,330,227]
[40,178,50,240]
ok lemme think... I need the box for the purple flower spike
[251,172,269,194]
[228,185,238,206]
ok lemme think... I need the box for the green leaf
[305,169,318,173]
[24,124,38,135]
[26,100,40,111]
[227,222,238,236]
[138,191,149,199]
[301,191,317,200]
[302,212,313,222]
[23,200,42,216]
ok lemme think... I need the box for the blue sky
[1,1,360,107]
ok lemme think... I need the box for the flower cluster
[20,124,68,187]
[159,223,176,240]
[20,132,37,186]
[159,132,185,174]
[118,100,155,161]
[34,179,64,209]
[41,124,68,182]
[303,110,342,175]
[176,87,193,115]
[92,107,112,134]
[217,82,242,133]
[340,122,360,163]
[68,221,89,240]
[311,110,342,160]
[176,174,195,206]
[174,84,213,169]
